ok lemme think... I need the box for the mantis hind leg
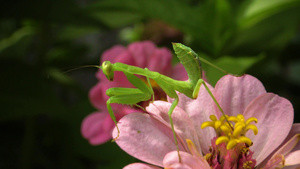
[167,96,181,162]
[193,79,232,129]
[154,78,182,162]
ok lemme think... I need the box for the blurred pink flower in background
[113,74,300,169]
[81,41,188,145]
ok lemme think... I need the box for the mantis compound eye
[102,61,114,81]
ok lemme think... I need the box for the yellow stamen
[245,124,258,135]
[219,115,229,122]
[233,124,244,137]
[202,115,227,131]
[210,115,218,121]
[238,136,252,146]
[186,139,201,157]
[227,116,239,122]
[237,114,245,121]
[241,145,250,154]
[204,153,212,161]
[243,161,253,169]
[201,114,259,150]
[246,117,258,125]
[220,124,232,134]
[215,121,222,129]
[216,136,229,145]
[201,121,215,129]
[234,122,245,129]
[227,139,238,149]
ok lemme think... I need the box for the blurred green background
[1,0,300,168]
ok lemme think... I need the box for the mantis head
[102,61,114,81]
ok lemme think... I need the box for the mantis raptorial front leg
[106,71,154,141]
[101,43,234,162]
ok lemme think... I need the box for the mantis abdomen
[172,43,202,86]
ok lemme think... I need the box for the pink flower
[113,74,300,168]
[81,41,188,145]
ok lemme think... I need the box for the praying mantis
[100,43,231,161]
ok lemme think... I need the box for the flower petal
[113,113,184,167]
[147,47,172,75]
[89,82,110,110]
[101,45,126,63]
[243,93,294,165]
[171,64,188,81]
[163,151,210,169]
[275,134,300,158]
[123,163,161,169]
[283,124,300,152]
[146,101,201,153]
[214,74,266,117]
[128,41,156,67]
[81,112,115,145]
[260,134,300,168]
[180,83,217,154]
[285,150,300,166]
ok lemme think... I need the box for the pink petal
[285,150,300,166]
[274,134,300,158]
[113,50,136,65]
[112,113,183,167]
[128,41,156,67]
[110,70,134,86]
[168,83,217,154]
[264,124,300,168]
[147,47,172,75]
[146,101,201,154]
[163,151,210,169]
[81,112,115,145]
[214,74,266,117]
[167,92,192,112]
[283,124,300,151]
[101,45,126,63]
[171,64,188,81]
[261,134,300,168]
[89,82,109,110]
[123,163,161,169]
[262,154,285,169]
[186,82,218,154]
[281,165,300,169]
[243,93,294,165]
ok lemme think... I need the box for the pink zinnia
[81,41,188,145]
[113,74,300,168]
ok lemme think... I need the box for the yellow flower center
[201,114,258,150]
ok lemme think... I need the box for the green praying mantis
[100,43,233,162]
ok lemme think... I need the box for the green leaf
[238,0,300,29]
[0,26,34,54]
[227,0,300,54]
[288,60,300,86]
[202,54,264,86]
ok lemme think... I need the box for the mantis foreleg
[106,72,153,141]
